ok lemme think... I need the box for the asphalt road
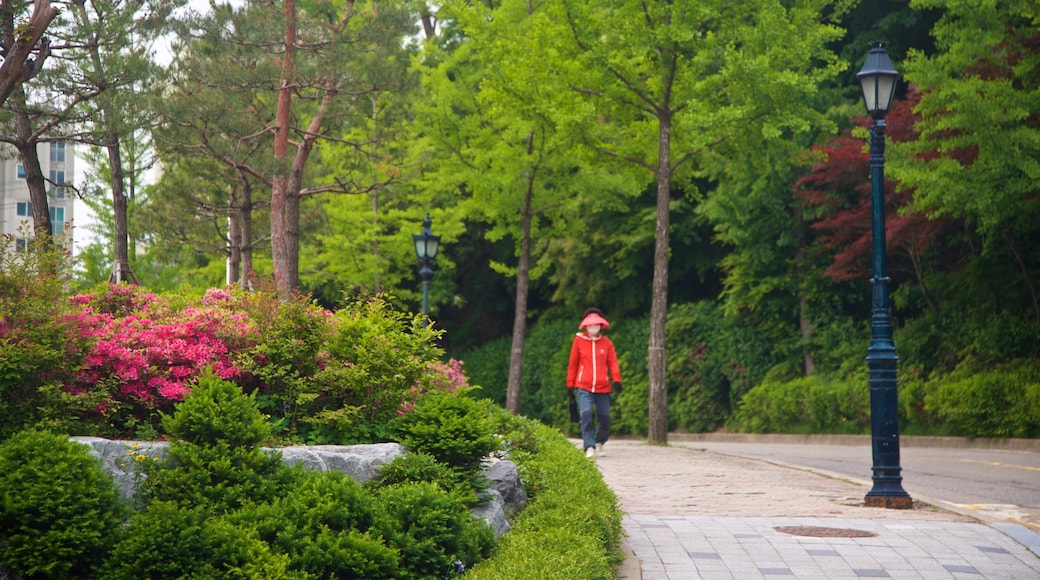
[669,438,1040,531]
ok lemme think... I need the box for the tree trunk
[506,171,536,415]
[271,0,297,298]
[239,172,254,289]
[647,112,672,444]
[794,230,815,376]
[0,0,57,108]
[106,138,138,284]
[228,187,241,285]
[12,89,52,260]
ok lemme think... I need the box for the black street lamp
[857,41,912,509]
[412,212,440,317]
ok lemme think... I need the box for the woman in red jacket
[567,308,622,459]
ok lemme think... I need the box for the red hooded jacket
[566,332,622,393]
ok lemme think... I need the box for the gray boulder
[484,457,528,518]
[277,443,406,483]
[70,438,523,536]
[71,437,170,501]
[472,489,511,536]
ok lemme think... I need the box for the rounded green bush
[388,390,500,471]
[162,368,272,447]
[377,481,495,578]
[231,469,400,578]
[101,500,296,579]
[0,430,127,579]
[144,371,284,511]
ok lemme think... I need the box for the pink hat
[579,312,610,329]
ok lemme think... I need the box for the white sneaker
[596,443,605,456]
[585,446,596,459]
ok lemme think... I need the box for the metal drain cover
[774,526,878,538]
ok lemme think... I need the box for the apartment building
[0,142,74,250]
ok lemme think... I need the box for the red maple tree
[794,87,951,285]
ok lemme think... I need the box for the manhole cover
[774,526,878,538]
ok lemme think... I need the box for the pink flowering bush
[3,270,453,443]
[425,359,471,394]
[60,284,257,437]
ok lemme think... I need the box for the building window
[49,169,66,198]
[15,238,27,252]
[16,164,25,179]
[50,142,66,164]
[16,201,32,216]
[49,206,65,235]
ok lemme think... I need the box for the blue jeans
[577,389,611,450]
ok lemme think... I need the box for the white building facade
[0,142,74,250]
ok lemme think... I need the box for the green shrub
[101,501,298,579]
[377,481,495,578]
[372,451,479,505]
[728,375,870,434]
[924,359,1040,438]
[232,289,330,441]
[0,234,89,439]
[232,469,400,579]
[0,430,127,579]
[388,389,500,474]
[467,419,622,579]
[301,294,443,444]
[456,335,511,406]
[143,371,285,511]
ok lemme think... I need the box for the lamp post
[412,212,440,317]
[857,42,912,509]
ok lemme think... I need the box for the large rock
[277,443,406,483]
[485,457,528,518]
[71,437,170,501]
[472,489,511,536]
[71,438,523,536]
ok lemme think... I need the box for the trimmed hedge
[467,417,623,579]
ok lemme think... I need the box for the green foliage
[388,390,500,500]
[232,469,400,579]
[458,334,512,406]
[924,360,1040,438]
[377,482,494,578]
[389,390,500,471]
[467,419,622,579]
[163,369,272,447]
[373,451,476,504]
[0,234,89,439]
[102,501,298,580]
[304,295,443,443]
[0,430,126,579]
[665,302,775,432]
[233,289,330,439]
[144,372,284,511]
[729,376,870,434]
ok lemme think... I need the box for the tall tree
[160,0,417,298]
[528,0,848,442]
[890,0,1040,326]
[416,1,639,413]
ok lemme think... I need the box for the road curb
[660,432,1040,452]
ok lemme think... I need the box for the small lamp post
[857,41,912,509]
[412,212,440,316]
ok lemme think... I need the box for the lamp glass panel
[414,236,427,259]
[860,74,878,112]
[426,236,440,259]
[877,75,897,112]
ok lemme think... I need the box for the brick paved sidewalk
[588,439,1040,579]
